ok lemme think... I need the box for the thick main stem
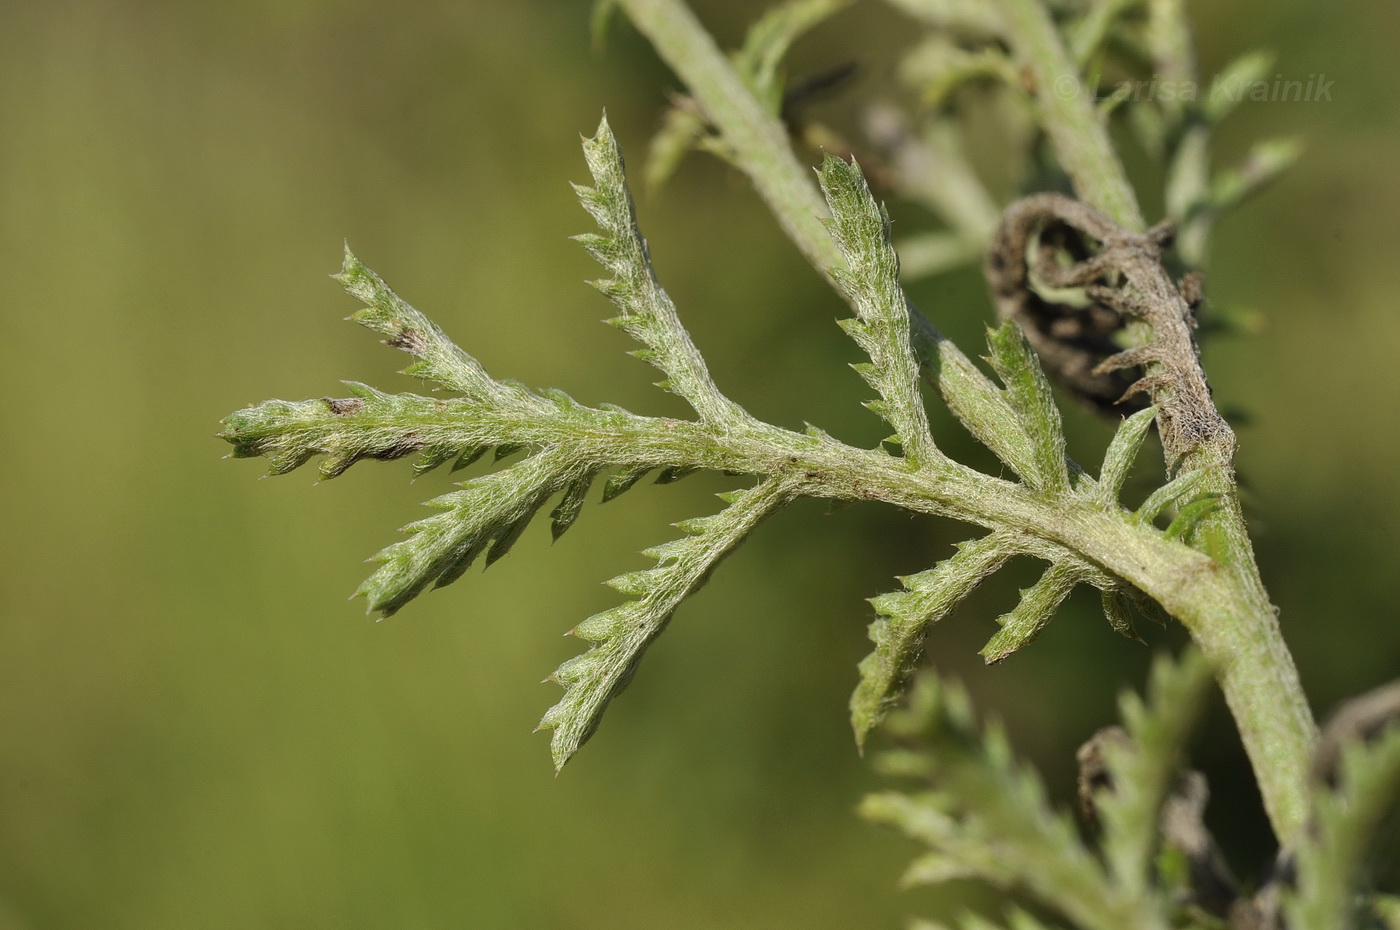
[992,0,1317,839]
[619,0,1316,841]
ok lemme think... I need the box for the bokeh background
[1,1,1397,927]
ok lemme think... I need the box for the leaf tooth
[655,465,698,484]
[837,317,866,338]
[1092,344,1163,376]
[569,230,608,247]
[534,702,566,732]
[318,451,361,480]
[571,183,609,224]
[432,535,491,590]
[550,475,594,541]
[400,359,436,381]
[421,489,470,512]
[484,512,536,568]
[1126,586,1170,627]
[494,443,526,462]
[572,233,618,267]
[605,571,653,597]
[606,314,649,337]
[1117,375,1173,404]
[868,591,912,617]
[673,515,716,535]
[1101,588,1145,644]
[590,278,628,302]
[602,466,651,502]
[451,445,490,471]
[900,852,980,889]
[551,652,598,686]
[265,448,315,476]
[541,388,581,410]
[641,539,688,562]
[360,551,445,618]
[342,381,388,401]
[570,609,625,643]
[412,445,458,477]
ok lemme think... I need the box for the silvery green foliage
[1285,721,1400,930]
[539,477,799,768]
[868,653,1400,930]
[862,672,1172,930]
[820,154,939,466]
[224,116,1201,769]
[848,400,1163,747]
[863,652,1213,930]
[1091,651,1213,895]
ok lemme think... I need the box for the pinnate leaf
[538,477,798,770]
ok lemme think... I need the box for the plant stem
[993,0,1317,839]
[619,0,1316,842]
[615,0,842,276]
[615,0,979,410]
[994,0,1145,231]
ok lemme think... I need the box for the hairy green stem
[619,0,1315,841]
[616,0,841,275]
[995,0,1145,231]
[994,0,1315,840]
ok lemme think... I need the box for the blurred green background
[1,1,1397,927]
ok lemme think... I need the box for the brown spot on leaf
[388,328,427,355]
[323,397,366,416]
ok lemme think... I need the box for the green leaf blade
[986,322,1070,497]
[1287,690,1400,930]
[851,531,1018,748]
[576,116,742,425]
[1093,650,1214,894]
[539,477,797,770]
[335,248,496,397]
[817,153,941,466]
[357,450,581,617]
[981,562,1085,664]
[220,390,479,481]
[1094,406,1158,506]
